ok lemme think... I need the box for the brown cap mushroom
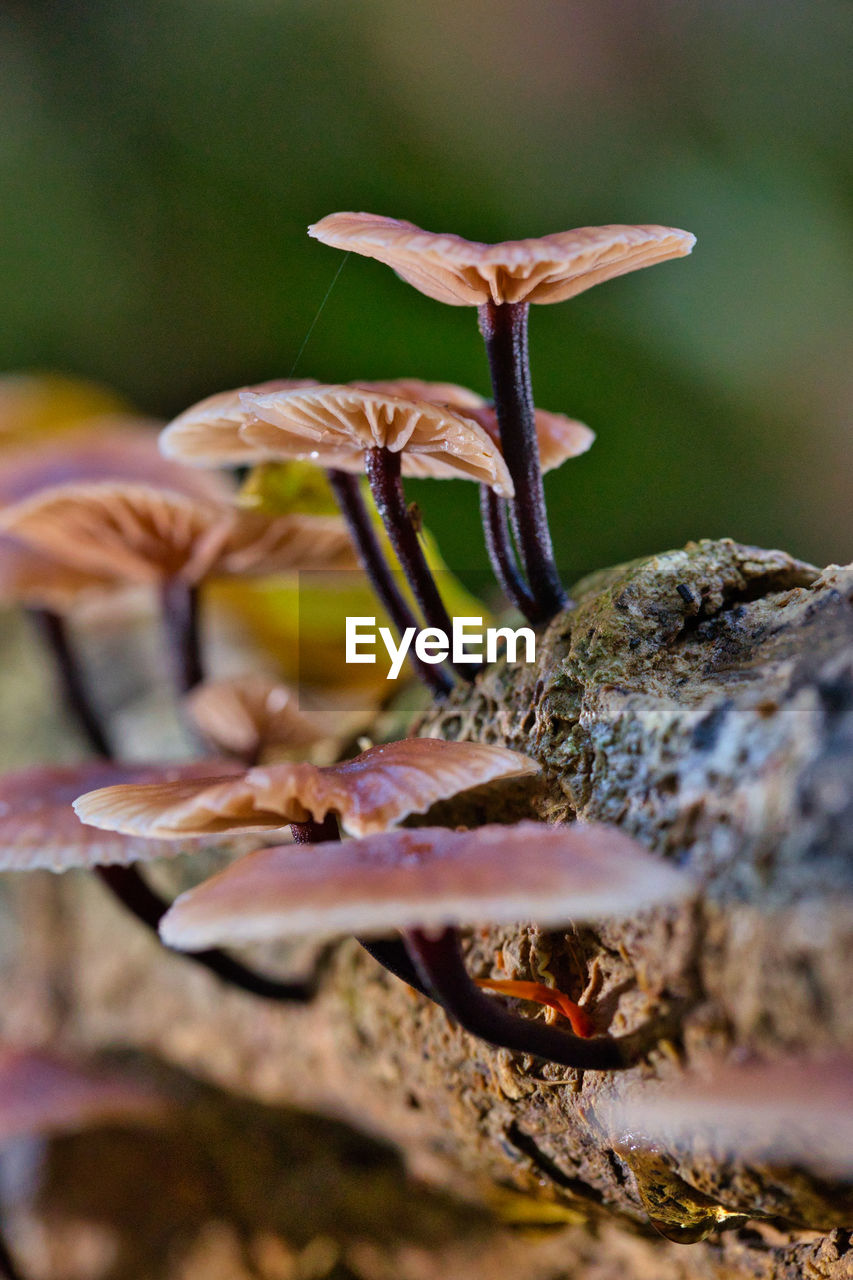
[157,820,693,950]
[463,404,594,474]
[159,379,319,467]
[0,481,357,586]
[184,674,327,761]
[0,1047,167,1141]
[604,1055,853,1178]
[0,760,250,871]
[239,385,514,495]
[73,738,540,840]
[308,213,696,308]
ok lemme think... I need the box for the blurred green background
[1,0,850,582]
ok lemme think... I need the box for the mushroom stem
[402,926,633,1070]
[160,578,204,696]
[326,469,452,697]
[0,1229,25,1280]
[478,486,538,621]
[97,864,320,1002]
[477,300,568,621]
[289,816,432,998]
[364,448,474,682]
[29,609,113,758]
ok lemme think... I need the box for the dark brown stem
[29,609,113,757]
[364,448,474,683]
[403,926,634,1070]
[477,300,568,621]
[326,469,452,697]
[96,865,320,1001]
[478,485,538,621]
[160,577,203,696]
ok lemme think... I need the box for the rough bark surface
[0,538,851,1279]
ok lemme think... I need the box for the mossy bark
[1,539,851,1279]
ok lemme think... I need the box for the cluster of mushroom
[0,215,698,1064]
[71,735,693,1069]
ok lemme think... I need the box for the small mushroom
[309,214,695,621]
[159,379,319,467]
[0,760,250,872]
[73,737,540,839]
[0,1046,168,1142]
[308,214,695,309]
[184,674,328,764]
[603,1054,853,1178]
[0,481,357,696]
[158,820,693,1070]
[239,386,509,687]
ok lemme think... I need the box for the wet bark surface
[0,539,851,1278]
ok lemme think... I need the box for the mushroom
[159,379,319,467]
[238,385,510,688]
[0,759,250,872]
[603,1054,853,1179]
[157,820,694,1070]
[0,1046,168,1142]
[0,759,318,1005]
[309,214,695,620]
[72,737,540,840]
[0,480,357,696]
[184,674,329,764]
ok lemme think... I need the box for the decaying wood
[0,538,851,1279]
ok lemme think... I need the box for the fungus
[0,760,249,872]
[239,385,510,687]
[309,213,695,620]
[72,737,540,840]
[157,821,693,1070]
[0,481,357,696]
[159,379,319,467]
[0,1046,168,1142]
[604,1054,853,1179]
[184,674,328,764]
[0,759,320,1004]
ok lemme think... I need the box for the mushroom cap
[604,1055,853,1179]
[240,386,515,495]
[0,482,224,584]
[0,538,122,613]
[158,820,693,950]
[309,213,697,307]
[0,418,230,507]
[462,405,595,474]
[0,1048,167,1141]
[0,760,250,872]
[0,481,357,586]
[184,675,326,759]
[73,738,540,840]
[159,380,319,467]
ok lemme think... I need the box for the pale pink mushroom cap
[0,481,356,586]
[159,380,319,467]
[0,417,230,507]
[463,405,595,474]
[309,213,696,307]
[0,1048,167,1141]
[0,760,249,872]
[158,820,693,950]
[239,386,515,496]
[604,1055,853,1178]
[184,675,326,759]
[73,738,540,840]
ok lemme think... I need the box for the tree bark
[1,538,851,1279]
